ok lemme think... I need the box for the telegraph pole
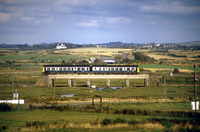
[164,68,166,100]
[12,67,14,100]
[194,65,197,113]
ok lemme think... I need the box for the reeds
[18,118,200,132]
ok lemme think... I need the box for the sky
[0,0,200,44]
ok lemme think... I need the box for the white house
[56,43,67,49]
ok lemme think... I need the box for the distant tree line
[1,41,200,50]
[0,43,82,50]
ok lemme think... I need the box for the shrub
[0,124,9,131]
[101,118,112,126]
[0,103,13,112]
[32,121,45,129]
[128,119,138,125]
[173,68,180,74]
[113,118,126,124]
[90,119,100,126]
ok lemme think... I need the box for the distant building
[121,52,135,60]
[142,44,152,49]
[90,57,116,64]
[56,43,67,49]
[155,44,160,47]
[96,45,107,48]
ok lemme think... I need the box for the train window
[82,68,85,71]
[59,67,62,71]
[111,68,114,71]
[52,67,55,71]
[78,68,80,71]
[116,68,118,71]
[127,68,130,71]
[46,67,50,71]
[63,68,66,71]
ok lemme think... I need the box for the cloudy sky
[0,0,200,44]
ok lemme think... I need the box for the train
[42,65,139,75]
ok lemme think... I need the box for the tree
[94,59,107,65]
[114,55,124,64]
[173,68,180,74]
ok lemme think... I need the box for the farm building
[56,43,67,49]
[90,57,116,64]
[121,52,135,60]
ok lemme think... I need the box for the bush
[25,121,45,128]
[101,118,112,126]
[128,119,138,125]
[173,68,180,74]
[32,121,45,128]
[113,118,126,124]
[0,103,13,112]
[133,52,155,62]
[0,124,9,131]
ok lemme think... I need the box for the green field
[0,47,200,131]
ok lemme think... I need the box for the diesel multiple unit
[43,65,139,75]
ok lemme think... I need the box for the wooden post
[144,79,148,87]
[126,79,129,87]
[68,79,72,87]
[52,79,54,87]
[87,79,91,88]
[100,97,102,107]
[107,79,110,88]
[92,96,94,106]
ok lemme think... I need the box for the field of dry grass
[146,49,200,63]
[54,47,134,57]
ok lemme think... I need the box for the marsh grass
[18,117,200,132]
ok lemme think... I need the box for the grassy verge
[0,108,199,132]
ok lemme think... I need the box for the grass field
[0,47,200,131]
[0,103,199,131]
[140,64,200,72]
[54,47,134,57]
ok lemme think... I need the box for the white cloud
[0,12,10,22]
[55,0,98,6]
[21,16,34,21]
[140,1,200,14]
[106,17,131,24]
[76,20,99,27]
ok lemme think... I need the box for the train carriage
[92,65,139,73]
[43,65,90,75]
[43,65,139,75]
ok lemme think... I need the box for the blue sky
[0,0,200,44]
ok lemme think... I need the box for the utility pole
[164,68,166,101]
[12,67,14,100]
[194,65,197,113]
[53,87,55,104]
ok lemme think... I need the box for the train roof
[43,65,139,67]
[92,65,138,67]
[43,65,90,67]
